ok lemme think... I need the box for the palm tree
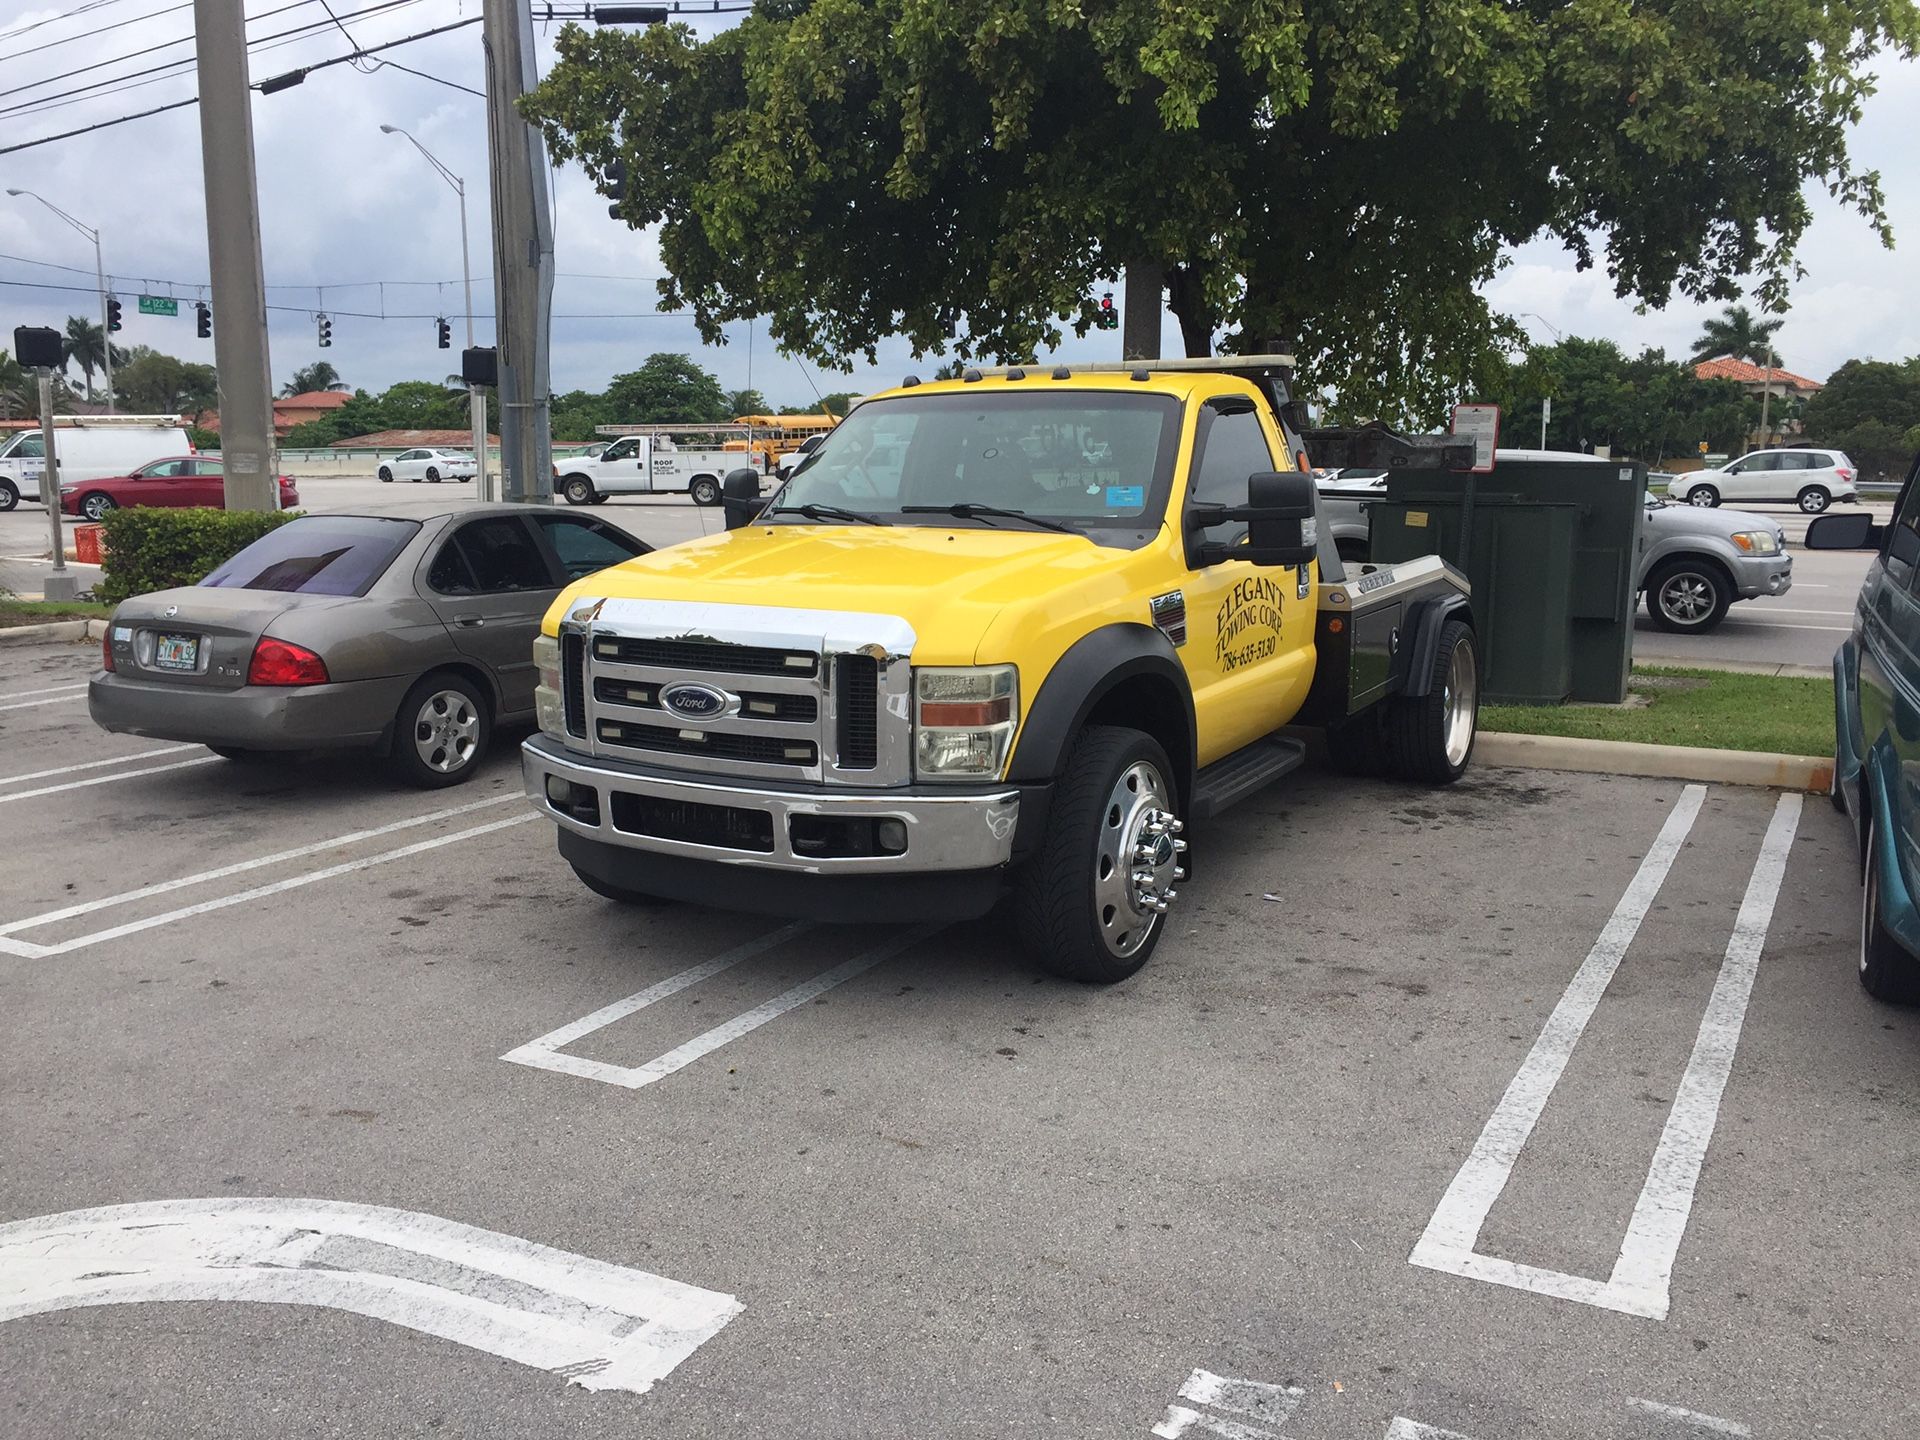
[0,349,26,421]
[281,361,347,396]
[1689,305,1785,366]
[62,315,105,401]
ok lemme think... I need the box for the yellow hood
[555,524,1145,663]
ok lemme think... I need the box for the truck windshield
[775,390,1181,535]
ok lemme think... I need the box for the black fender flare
[1007,623,1197,804]
[1401,594,1474,697]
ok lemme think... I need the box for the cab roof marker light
[962,368,983,383]
[1005,367,1026,381]
[1052,366,1071,379]
[969,354,1296,377]
[901,375,921,387]
[1130,368,1149,381]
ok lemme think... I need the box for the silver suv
[1318,451,1791,634]
[1675,447,1857,513]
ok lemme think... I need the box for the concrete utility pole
[1759,343,1776,447]
[382,126,491,501]
[1122,260,1162,361]
[481,0,554,503]
[193,0,278,512]
[36,373,76,602]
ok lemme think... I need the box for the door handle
[454,615,486,628]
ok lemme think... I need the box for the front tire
[1687,484,1720,507]
[378,466,394,483]
[1861,819,1920,1003]
[1646,557,1732,633]
[80,492,116,521]
[0,481,18,512]
[388,671,490,789]
[1382,618,1478,784]
[689,475,721,507]
[1798,485,1831,514]
[1014,725,1182,984]
[562,476,596,506]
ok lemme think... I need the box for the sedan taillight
[247,637,329,686]
[102,631,115,672]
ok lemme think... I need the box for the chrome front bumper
[522,734,1019,874]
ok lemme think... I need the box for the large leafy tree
[0,349,26,420]
[1485,338,1754,459]
[1802,357,1920,477]
[523,0,1919,425]
[1689,305,1787,365]
[602,353,730,423]
[113,346,219,421]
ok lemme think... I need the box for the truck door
[1176,397,1317,765]
[595,436,644,495]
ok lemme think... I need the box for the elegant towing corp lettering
[1214,574,1284,672]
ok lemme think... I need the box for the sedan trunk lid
[108,588,352,690]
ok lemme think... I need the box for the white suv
[1676,448,1856,513]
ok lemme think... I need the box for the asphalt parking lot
[3,634,1915,1439]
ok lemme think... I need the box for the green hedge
[97,507,298,604]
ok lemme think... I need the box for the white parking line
[1411,788,1801,1321]
[1385,1422,1476,1440]
[0,1197,741,1397]
[0,808,535,958]
[0,756,219,804]
[0,792,519,940]
[1715,619,1851,633]
[0,744,197,787]
[0,682,89,701]
[1625,1398,1751,1436]
[504,924,938,1090]
[0,692,87,712]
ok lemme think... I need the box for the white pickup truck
[557,434,743,508]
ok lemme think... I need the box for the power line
[0,0,142,45]
[0,0,193,68]
[0,277,693,320]
[0,253,667,289]
[0,95,199,156]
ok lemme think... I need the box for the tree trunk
[1122,260,1163,361]
[1166,265,1214,358]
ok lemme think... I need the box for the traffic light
[195,302,211,339]
[436,317,451,349]
[316,312,332,348]
[1096,292,1117,331]
[605,158,627,220]
[105,295,123,332]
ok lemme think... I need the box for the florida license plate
[154,633,199,671]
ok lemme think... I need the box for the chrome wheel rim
[1659,572,1716,624]
[1688,489,1715,507]
[693,479,718,504]
[1442,636,1478,766]
[83,497,111,520]
[1092,759,1183,958]
[566,479,591,503]
[413,689,479,773]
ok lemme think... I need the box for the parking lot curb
[1477,731,1832,792]
[0,618,106,646]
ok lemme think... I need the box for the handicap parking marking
[0,1197,741,1397]
[0,794,533,958]
[503,923,942,1090]
[1411,787,1803,1321]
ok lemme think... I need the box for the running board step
[1189,735,1308,821]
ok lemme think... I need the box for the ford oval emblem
[659,682,729,722]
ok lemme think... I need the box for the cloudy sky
[3,0,1917,411]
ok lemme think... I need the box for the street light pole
[1518,311,1564,449]
[7,190,114,413]
[381,125,491,500]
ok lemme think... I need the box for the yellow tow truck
[526,357,1479,982]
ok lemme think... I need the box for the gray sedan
[89,503,651,786]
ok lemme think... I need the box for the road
[1,632,1916,1438]
[0,481,1887,673]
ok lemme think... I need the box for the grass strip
[0,599,114,627]
[1482,665,1834,758]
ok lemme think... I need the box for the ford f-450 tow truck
[525,357,1479,982]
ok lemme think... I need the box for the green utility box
[1368,457,1644,704]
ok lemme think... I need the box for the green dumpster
[1367,456,1643,704]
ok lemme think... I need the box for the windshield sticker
[1105,484,1145,509]
[1215,575,1284,672]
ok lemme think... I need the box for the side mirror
[1806,512,1882,551]
[1189,470,1318,567]
[721,468,763,530]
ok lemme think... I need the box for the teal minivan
[1809,453,1920,1003]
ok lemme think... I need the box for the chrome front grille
[558,596,915,786]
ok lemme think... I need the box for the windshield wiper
[768,503,890,526]
[900,503,1076,534]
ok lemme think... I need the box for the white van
[0,417,192,511]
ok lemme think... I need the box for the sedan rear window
[201,516,419,596]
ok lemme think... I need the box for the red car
[59,456,299,521]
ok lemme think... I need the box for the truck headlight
[533,633,565,739]
[1731,530,1782,555]
[914,665,1017,780]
